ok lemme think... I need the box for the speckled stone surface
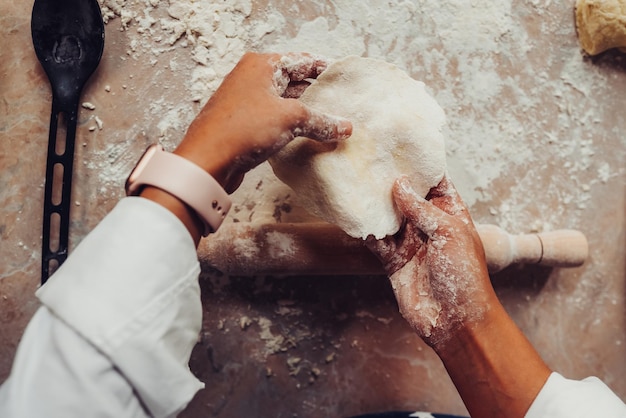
[1,1,625,416]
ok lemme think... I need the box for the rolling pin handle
[201,223,589,276]
[534,229,589,268]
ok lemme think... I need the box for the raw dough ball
[576,0,626,55]
[269,56,446,239]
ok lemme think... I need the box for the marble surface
[1,0,625,416]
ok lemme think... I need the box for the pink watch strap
[126,145,232,235]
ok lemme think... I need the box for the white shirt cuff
[526,372,626,418]
[36,197,204,418]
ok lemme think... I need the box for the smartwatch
[125,144,232,236]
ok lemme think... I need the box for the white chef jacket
[0,197,624,417]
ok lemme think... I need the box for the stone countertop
[1,1,625,416]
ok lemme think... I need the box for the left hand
[174,52,353,193]
[366,175,496,349]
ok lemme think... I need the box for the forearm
[435,302,551,418]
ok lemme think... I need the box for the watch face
[125,144,161,195]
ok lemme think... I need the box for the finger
[365,234,397,264]
[280,53,328,81]
[291,103,352,142]
[393,176,448,239]
[283,80,311,99]
[426,174,471,220]
[365,221,423,275]
[271,53,328,96]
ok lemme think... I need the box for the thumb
[290,101,352,142]
[393,176,448,239]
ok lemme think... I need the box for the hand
[174,52,352,193]
[369,176,552,417]
[143,52,351,244]
[367,175,497,349]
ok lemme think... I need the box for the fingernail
[395,176,414,195]
[394,177,427,208]
[337,118,352,140]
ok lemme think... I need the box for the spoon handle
[41,99,78,284]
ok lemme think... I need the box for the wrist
[174,130,245,193]
[139,187,204,245]
[433,300,502,359]
[126,144,232,241]
[434,300,551,418]
[173,144,232,188]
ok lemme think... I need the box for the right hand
[366,175,498,349]
[175,52,352,193]
[144,52,352,244]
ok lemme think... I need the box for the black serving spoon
[31,0,104,284]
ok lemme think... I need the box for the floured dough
[576,0,626,55]
[269,56,446,239]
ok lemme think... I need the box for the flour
[257,317,287,355]
[97,0,621,234]
[99,0,263,104]
[265,231,296,259]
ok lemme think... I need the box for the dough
[576,0,626,55]
[269,56,446,239]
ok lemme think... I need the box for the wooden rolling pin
[198,222,588,276]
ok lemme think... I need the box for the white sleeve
[0,307,152,417]
[525,372,626,418]
[0,197,204,418]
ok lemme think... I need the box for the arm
[367,175,551,418]
[143,52,351,245]
[0,52,351,418]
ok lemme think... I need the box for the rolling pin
[198,222,588,276]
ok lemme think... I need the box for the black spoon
[31,0,104,284]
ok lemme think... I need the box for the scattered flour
[100,0,262,102]
[265,231,296,259]
[98,0,624,234]
[257,317,286,355]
